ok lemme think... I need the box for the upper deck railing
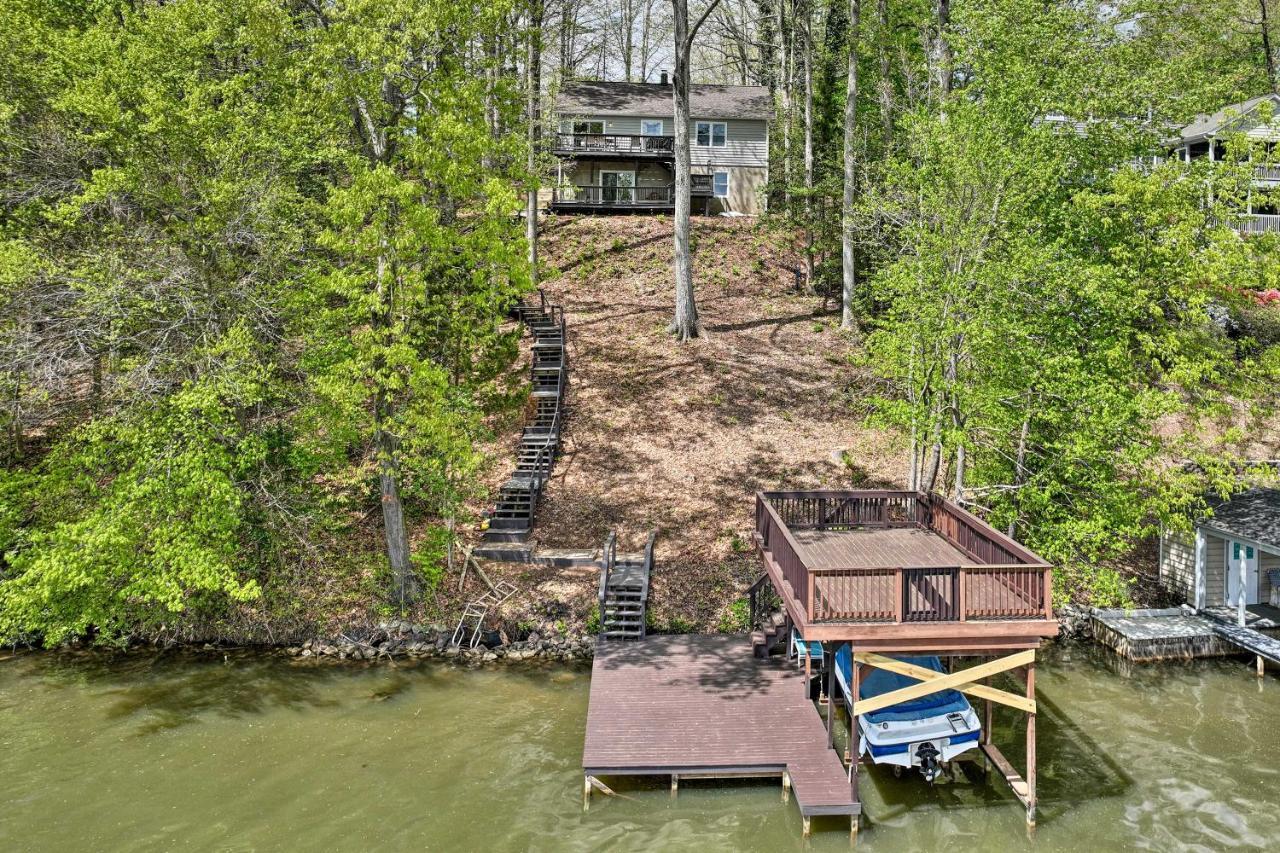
[754,490,1053,626]
[553,133,675,157]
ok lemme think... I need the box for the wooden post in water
[671,774,679,797]
[1026,662,1037,827]
[1258,654,1266,678]
[782,770,791,803]
[827,648,836,747]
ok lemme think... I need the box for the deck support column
[849,651,861,802]
[802,816,811,837]
[671,774,678,797]
[1258,654,1266,678]
[781,770,791,803]
[583,775,591,811]
[1026,661,1037,827]
[826,648,836,747]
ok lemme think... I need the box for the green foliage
[0,0,530,644]
[584,609,601,635]
[716,599,751,633]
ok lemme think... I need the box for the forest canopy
[2,0,1279,644]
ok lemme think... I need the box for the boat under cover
[834,644,981,780]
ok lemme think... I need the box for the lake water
[1,643,1277,851]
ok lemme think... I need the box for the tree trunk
[802,0,815,290]
[669,0,722,340]
[781,0,793,207]
[876,0,892,145]
[527,0,544,292]
[375,388,415,607]
[373,244,415,606]
[1262,0,1278,93]
[841,0,861,330]
[930,0,951,100]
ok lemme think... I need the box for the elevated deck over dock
[754,490,1057,649]
[583,635,858,826]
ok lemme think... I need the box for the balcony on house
[754,490,1057,648]
[551,132,676,159]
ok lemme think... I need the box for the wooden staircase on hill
[483,290,568,544]
[598,531,656,640]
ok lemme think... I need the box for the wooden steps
[598,533,656,640]
[751,610,788,658]
[483,290,567,544]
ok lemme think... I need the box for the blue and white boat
[834,644,981,782]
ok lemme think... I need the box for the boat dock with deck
[581,489,1058,839]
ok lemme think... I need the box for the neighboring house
[1169,93,1280,234]
[550,75,771,215]
[1160,487,1280,611]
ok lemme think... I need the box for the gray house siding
[558,113,768,169]
[689,118,769,168]
[1159,528,1196,604]
[1204,532,1227,607]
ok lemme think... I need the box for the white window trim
[641,119,665,135]
[712,170,730,198]
[696,121,728,147]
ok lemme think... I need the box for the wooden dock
[583,634,858,834]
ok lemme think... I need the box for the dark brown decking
[583,634,859,818]
[790,527,976,569]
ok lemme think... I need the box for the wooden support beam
[853,651,1037,714]
[1258,654,1266,678]
[582,775,591,811]
[670,774,678,797]
[781,770,791,803]
[852,649,1036,717]
[981,742,1031,805]
[1026,661,1037,826]
[826,650,835,748]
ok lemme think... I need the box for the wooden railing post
[893,570,904,623]
[958,567,968,622]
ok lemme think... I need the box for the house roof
[557,81,772,121]
[1202,487,1280,549]
[1177,93,1280,143]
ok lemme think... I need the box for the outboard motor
[915,742,942,783]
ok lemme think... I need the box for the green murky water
[1,644,1277,851]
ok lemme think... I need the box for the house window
[641,119,664,136]
[712,171,729,198]
[696,121,727,147]
[571,120,604,135]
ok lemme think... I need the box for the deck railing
[552,184,675,206]
[756,491,1052,625]
[1236,213,1280,234]
[553,133,675,156]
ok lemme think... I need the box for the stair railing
[598,531,618,616]
[640,530,656,638]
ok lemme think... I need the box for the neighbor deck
[583,634,859,820]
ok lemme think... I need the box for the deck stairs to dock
[598,531,656,640]
[747,573,789,658]
[450,580,518,649]
[483,290,567,544]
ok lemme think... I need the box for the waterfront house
[1160,487,1280,615]
[1169,93,1280,233]
[551,75,770,215]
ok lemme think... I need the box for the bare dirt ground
[467,215,905,632]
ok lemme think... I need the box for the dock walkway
[583,634,858,825]
[1202,611,1280,666]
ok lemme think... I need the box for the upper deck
[754,490,1056,650]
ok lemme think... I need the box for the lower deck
[583,634,858,822]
